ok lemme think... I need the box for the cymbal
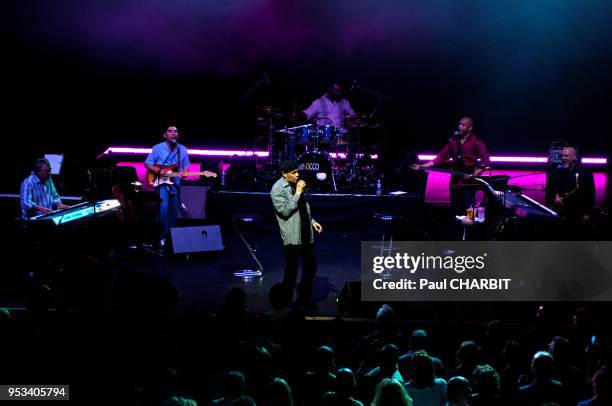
[274,123,312,134]
[346,116,370,128]
[256,105,280,113]
[348,120,369,128]
[257,112,283,119]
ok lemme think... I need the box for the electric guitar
[411,166,466,176]
[146,164,217,188]
[553,173,581,217]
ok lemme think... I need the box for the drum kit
[255,106,379,192]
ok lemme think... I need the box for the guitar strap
[156,145,179,193]
[161,147,177,166]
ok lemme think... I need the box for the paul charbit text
[372,278,511,290]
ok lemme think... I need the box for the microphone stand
[239,74,269,103]
[473,176,514,239]
[352,83,392,101]
[239,73,270,162]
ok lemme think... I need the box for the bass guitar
[410,165,482,188]
[146,164,217,188]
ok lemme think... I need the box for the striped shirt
[20,173,62,219]
[303,95,356,133]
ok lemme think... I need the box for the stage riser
[207,191,425,233]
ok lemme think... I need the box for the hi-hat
[346,116,370,128]
[256,105,281,113]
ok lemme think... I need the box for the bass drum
[297,150,335,192]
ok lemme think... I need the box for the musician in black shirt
[547,146,595,236]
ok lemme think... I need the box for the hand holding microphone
[296,180,306,194]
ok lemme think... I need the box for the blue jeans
[158,185,180,239]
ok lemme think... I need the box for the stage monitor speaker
[170,225,223,254]
[178,185,210,219]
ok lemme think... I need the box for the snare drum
[297,150,335,191]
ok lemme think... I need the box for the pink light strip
[101,148,603,164]
[417,154,607,165]
[102,147,269,157]
[582,158,608,164]
[102,147,379,160]
[491,156,548,163]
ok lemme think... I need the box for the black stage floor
[1,191,610,322]
[1,191,424,318]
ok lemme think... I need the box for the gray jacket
[271,177,316,245]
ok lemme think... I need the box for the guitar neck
[167,171,214,177]
[422,167,462,175]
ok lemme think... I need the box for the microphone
[350,79,357,91]
[298,180,309,198]
[548,163,563,175]
[452,130,461,137]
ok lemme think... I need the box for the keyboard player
[19,158,69,219]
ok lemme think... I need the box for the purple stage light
[424,170,607,207]
[102,147,603,165]
[491,156,548,163]
[101,147,379,160]
[582,158,607,164]
[101,147,270,157]
[417,154,607,165]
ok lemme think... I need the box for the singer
[270,160,323,312]
[412,117,490,214]
[144,125,191,249]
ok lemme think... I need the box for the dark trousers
[283,243,317,305]
[450,175,476,215]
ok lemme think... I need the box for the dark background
[2,0,611,191]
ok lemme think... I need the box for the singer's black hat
[280,160,298,173]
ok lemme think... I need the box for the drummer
[295,82,356,138]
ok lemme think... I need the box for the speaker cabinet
[178,185,210,219]
[170,225,224,254]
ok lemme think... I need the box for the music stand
[473,177,514,238]
[44,154,64,175]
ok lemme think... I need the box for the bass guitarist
[547,146,595,235]
[412,117,491,214]
[145,125,190,249]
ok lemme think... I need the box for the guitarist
[145,125,190,248]
[547,146,595,233]
[412,117,490,214]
